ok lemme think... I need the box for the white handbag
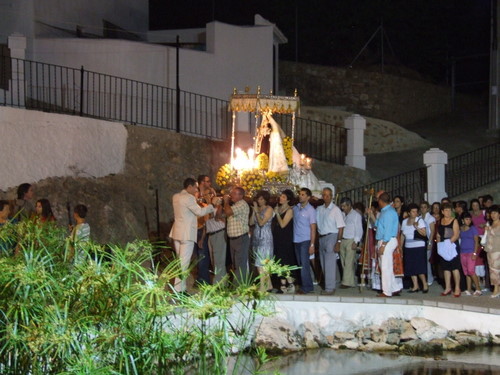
[480,227,488,247]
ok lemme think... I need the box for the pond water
[256,346,500,375]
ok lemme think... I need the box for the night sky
[150,0,491,92]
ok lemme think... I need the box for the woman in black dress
[437,202,462,297]
[271,189,297,293]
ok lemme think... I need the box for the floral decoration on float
[215,87,324,197]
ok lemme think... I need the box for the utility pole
[489,0,499,130]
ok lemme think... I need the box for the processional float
[220,87,324,196]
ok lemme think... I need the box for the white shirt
[342,209,363,243]
[316,202,345,235]
[402,217,427,248]
[421,212,435,239]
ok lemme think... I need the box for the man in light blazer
[170,177,221,292]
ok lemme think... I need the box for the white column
[345,114,366,170]
[423,148,448,203]
[8,33,27,107]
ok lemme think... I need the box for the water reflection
[259,347,500,375]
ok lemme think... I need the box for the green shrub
[0,221,292,374]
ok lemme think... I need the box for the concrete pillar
[345,114,366,170]
[8,33,27,107]
[423,148,448,203]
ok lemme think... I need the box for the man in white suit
[170,177,221,292]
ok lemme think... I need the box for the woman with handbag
[484,205,500,298]
[459,212,481,296]
[401,203,429,293]
[436,202,461,297]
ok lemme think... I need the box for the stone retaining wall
[0,108,370,244]
[254,301,500,354]
[280,61,484,126]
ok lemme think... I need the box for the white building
[0,1,287,100]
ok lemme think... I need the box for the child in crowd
[69,204,90,263]
[35,199,56,223]
[459,212,481,296]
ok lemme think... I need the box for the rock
[343,340,360,350]
[254,318,302,353]
[383,317,404,334]
[356,328,371,342]
[304,333,319,348]
[429,338,461,350]
[400,323,418,342]
[301,321,322,348]
[410,317,448,341]
[334,332,355,342]
[400,339,444,356]
[454,333,488,346]
[360,341,397,352]
[386,332,400,345]
[369,325,388,343]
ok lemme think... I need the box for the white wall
[0,0,147,46]
[276,301,500,335]
[32,21,274,101]
[0,0,35,45]
[33,38,171,86]
[34,0,148,38]
[0,107,127,191]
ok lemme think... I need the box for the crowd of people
[170,176,500,299]
[0,183,90,258]
[3,178,498,300]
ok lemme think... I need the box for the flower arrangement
[215,163,236,189]
[255,153,269,171]
[239,169,265,195]
[265,171,287,183]
[282,137,293,167]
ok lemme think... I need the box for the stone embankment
[255,316,499,355]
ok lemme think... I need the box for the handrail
[0,54,347,163]
[445,142,500,197]
[338,167,427,205]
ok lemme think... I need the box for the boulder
[360,341,397,352]
[343,340,360,350]
[254,318,302,353]
[383,317,405,334]
[301,321,322,348]
[429,338,461,350]
[386,332,401,345]
[369,325,388,343]
[454,332,488,346]
[356,328,372,342]
[410,317,448,341]
[400,322,418,342]
[334,331,356,342]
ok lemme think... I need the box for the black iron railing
[0,56,232,140]
[446,142,500,197]
[0,55,348,163]
[275,114,347,165]
[339,167,427,205]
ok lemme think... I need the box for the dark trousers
[294,240,314,293]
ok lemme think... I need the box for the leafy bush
[0,221,289,374]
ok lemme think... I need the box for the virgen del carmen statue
[216,87,334,198]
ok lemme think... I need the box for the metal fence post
[176,35,180,133]
[79,66,84,116]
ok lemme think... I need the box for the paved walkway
[275,281,500,316]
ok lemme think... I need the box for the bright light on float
[231,147,255,172]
